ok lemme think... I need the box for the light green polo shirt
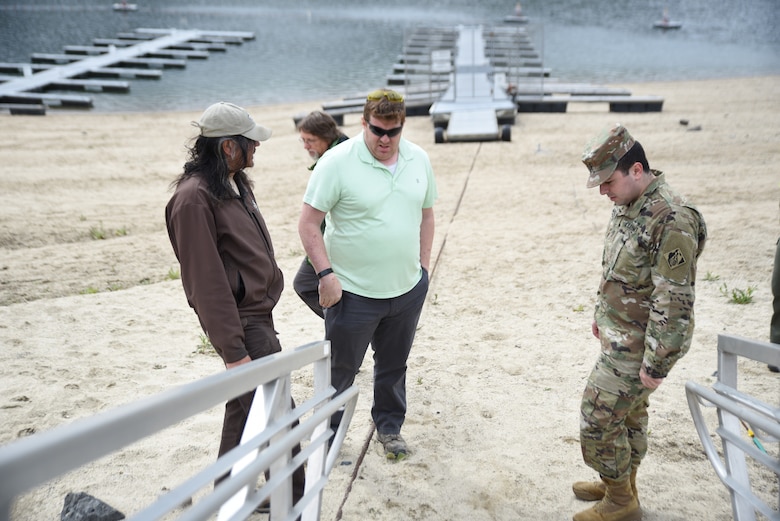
[303,132,437,298]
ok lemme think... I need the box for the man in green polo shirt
[298,89,437,460]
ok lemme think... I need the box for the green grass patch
[719,283,756,304]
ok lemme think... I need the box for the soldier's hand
[639,365,663,389]
[591,321,600,339]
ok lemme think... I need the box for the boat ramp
[0,28,255,115]
[318,21,664,142]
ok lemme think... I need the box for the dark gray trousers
[325,270,428,435]
[293,258,325,319]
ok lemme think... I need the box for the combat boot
[572,479,606,501]
[572,477,642,521]
[573,468,639,504]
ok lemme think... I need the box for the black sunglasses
[367,122,403,138]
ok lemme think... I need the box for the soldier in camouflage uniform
[572,124,707,521]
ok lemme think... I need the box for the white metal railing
[686,334,780,521]
[0,340,358,521]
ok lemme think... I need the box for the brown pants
[216,314,305,502]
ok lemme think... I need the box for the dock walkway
[429,25,517,143]
[317,20,664,128]
[0,28,254,115]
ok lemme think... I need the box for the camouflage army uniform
[580,171,707,480]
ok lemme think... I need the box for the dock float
[0,28,255,115]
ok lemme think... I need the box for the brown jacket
[165,174,283,363]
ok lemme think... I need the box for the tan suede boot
[572,477,642,521]
[573,468,639,504]
[572,479,606,501]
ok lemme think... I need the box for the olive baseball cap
[194,101,272,141]
[582,124,635,188]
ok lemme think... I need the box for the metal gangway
[686,334,780,521]
[0,340,358,521]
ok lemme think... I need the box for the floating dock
[0,28,255,115]
[429,25,517,143]
[317,18,664,131]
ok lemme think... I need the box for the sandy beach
[1,75,778,520]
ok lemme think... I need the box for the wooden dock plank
[43,78,131,93]
[0,63,52,75]
[115,32,156,41]
[93,38,228,52]
[64,44,209,60]
[143,49,210,60]
[511,83,632,96]
[134,28,255,43]
[30,53,187,68]
[86,67,163,79]
[64,46,111,56]
[0,103,47,115]
[0,91,93,108]
[0,66,161,81]
[513,94,664,113]
[387,64,550,85]
[117,57,187,69]
[31,53,82,65]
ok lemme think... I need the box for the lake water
[0,0,778,112]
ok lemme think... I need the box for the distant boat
[654,8,681,30]
[653,19,682,29]
[503,14,529,24]
[113,2,138,11]
[504,2,529,23]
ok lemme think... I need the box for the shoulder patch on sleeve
[658,231,695,283]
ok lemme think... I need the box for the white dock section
[316,19,664,127]
[0,28,254,114]
[429,25,516,143]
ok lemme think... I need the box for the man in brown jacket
[165,101,304,502]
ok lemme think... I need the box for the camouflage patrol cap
[582,124,636,188]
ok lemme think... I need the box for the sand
[1,76,778,521]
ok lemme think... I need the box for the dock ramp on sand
[429,25,516,143]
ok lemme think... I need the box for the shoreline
[1,75,778,520]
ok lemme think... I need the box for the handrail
[0,340,359,521]
[685,334,780,521]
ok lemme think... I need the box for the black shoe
[769,365,779,373]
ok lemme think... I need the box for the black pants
[293,258,325,319]
[325,270,428,435]
[216,315,305,502]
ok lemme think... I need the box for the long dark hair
[171,135,255,200]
